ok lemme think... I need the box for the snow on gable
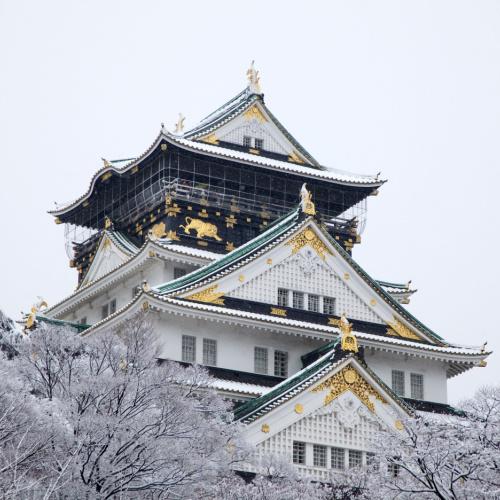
[199,102,310,164]
[81,235,133,287]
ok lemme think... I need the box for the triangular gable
[184,88,318,167]
[171,217,442,345]
[238,350,411,449]
[80,232,137,287]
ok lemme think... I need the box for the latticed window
[182,335,196,363]
[331,447,345,469]
[174,267,187,279]
[366,452,378,470]
[293,441,306,465]
[323,296,336,315]
[277,288,289,307]
[254,347,268,374]
[243,135,252,148]
[392,370,405,396]
[274,350,288,377]
[308,294,320,312]
[410,373,424,400]
[349,449,362,468]
[292,291,304,309]
[388,463,400,477]
[313,444,327,467]
[254,138,264,149]
[203,338,217,366]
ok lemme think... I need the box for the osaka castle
[34,63,489,480]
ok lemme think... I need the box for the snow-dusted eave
[49,131,384,217]
[44,238,219,319]
[83,292,490,364]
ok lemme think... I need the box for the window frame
[392,370,405,397]
[313,444,327,468]
[202,338,217,366]
[323,296,336,315]
[182,335,196,363]
[292,441,306,465]
[254,346,269,375]
[308,294,320,312]
[331,447,345,470]
[348,449,363,468]
[274,350,288,378]
[410,373,424,400]
[292,291,304,309]
[277,288,289,307]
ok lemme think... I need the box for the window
[292,291,304,309]
[174,267,187,279]
[410,373,424,400]
[313,444,327,467]
[323,296,336,315]
[308,294,320,312]
[388,463,400,477]
[331,447,345,469]
[254,138,264,149]
[101,299,116,320]
[203,338,217,366]
[277,288,289,307]
[349,449,362,468]
[392,370,405,396]
[366,452,378,470]
[274,350,288,377]
[182,335,196,363]
[243,135,252,148]
[79,317,87,325]
[293,441,306,465]
[254,347,268,374]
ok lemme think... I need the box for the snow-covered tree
[353,387,500,499]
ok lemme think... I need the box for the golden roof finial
[104,216,113,229]
[174,113,185,134]
[246,60,262,94]
[300,183,316,216]
[339,313,358,353]
[24,297,48,331]
[101,157,112,167]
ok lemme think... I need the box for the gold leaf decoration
[201,133,219,145]
[270,307,287,317]
[311,366,387,412]
[243,105,267,123]
[386,317,421,341]
[285,228,331,261]
[184,285,225,305]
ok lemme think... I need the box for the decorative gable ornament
[289,248,329,277]
[300,183,316,215]
[339,314,358,353]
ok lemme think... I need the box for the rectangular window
[392,370,405,396]
[174,267,187,279]
[274,350,288,377]
[366,452,378,470]
[313,444,327,468]
[388,463,400,477]
[243,136,252,148]
[308,294,320,312]
[331,447,345,470]
[101,303,109,320]
[323,296,336,315]
[410,373,424,400]
[349,449,363,468]
[254,138,264,150]
[277,288,289,307]
[292,291,304,309]
[182,335,196,363]
[203,338,217,366]
[254,347,268,374]
[109,299,116,315]
[293,441,306,465]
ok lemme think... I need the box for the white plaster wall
[60,259,198,325]
[153,312,324,376]
[364,349,448,403]
[229,251,384,324]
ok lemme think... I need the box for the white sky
[1,1,499,403]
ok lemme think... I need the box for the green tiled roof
[36,315,90,333]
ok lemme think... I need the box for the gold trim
[270,307,287,317]
[261,423,270,433]
[386,317,421,341]
[180,217,222,241]
[395,419,404,431]
[160,143,168,151]
[479,360,487,367]
[184,285,225,305]
[149,222,167,240]
[286,227,331,260]
[244,104,267,123]
[238,275,245,283]
[312,366,387,412]
[201,133,219,145]
[294,403,304,414]
[225,214,237,228]
[225,241,235,252]
[370,299,377,306]
[266,258,272,265]
[166,230,180,241]
[288,151,304,164]
[101,171,112,181]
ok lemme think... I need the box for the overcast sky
[1,1,499,403]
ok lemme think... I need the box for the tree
[355,387,500,500]
[0,311,327,499]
